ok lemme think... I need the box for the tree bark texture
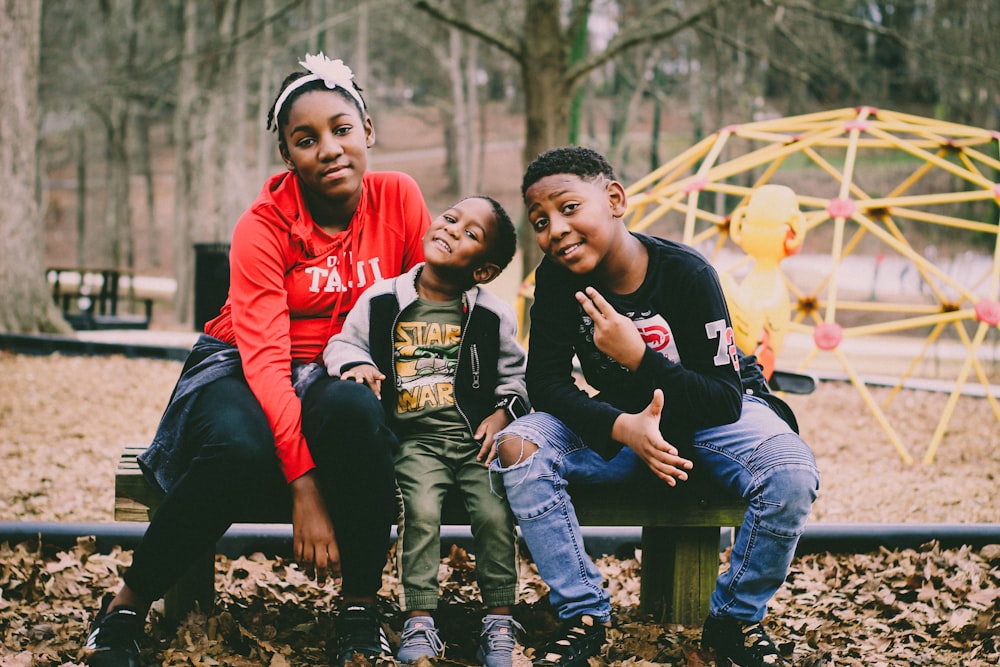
[0,0,68,333]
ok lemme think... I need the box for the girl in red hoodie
[85,54,430,667]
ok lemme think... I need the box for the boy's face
[423,197,498,281]
[524,173,628,275]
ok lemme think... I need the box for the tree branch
[413,0,522,63]
[716,27,812,93]
[775,0,1000,80]
[566,0,594,52]
[566,0,732,87]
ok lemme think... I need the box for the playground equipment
[620,106,1000,464]
[720,184,806,380]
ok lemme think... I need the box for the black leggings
[125,374,398,601]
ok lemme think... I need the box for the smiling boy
[324,195,528,667]
[492,147,819,667]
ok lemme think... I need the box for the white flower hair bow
[271,52,366,131]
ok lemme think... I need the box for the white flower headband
[271,52,366,130]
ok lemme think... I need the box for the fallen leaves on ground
[2,353,999,665]
[2,537,997,666]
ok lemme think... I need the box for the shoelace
[400,619,445,656]
[480,615,524,652]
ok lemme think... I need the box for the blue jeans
[491,396,819,623]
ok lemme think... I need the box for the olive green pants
[394,433,518,611]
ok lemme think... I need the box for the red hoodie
[205,170,430,482]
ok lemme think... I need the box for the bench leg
[162,548,216,624]
[639,526,720,627]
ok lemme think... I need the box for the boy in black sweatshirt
[492,147,819,667]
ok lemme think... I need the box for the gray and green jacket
[322,263,529,434]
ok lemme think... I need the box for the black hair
[266,70,367,146]
[466,195,517,270]
[520,146,617,200]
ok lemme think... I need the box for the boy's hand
[289,472,341,585]
[575,286,647,372]
[474,408,512,466]
[340,364,385,399]
[611,389,693,486]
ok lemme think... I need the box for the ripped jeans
[490,396,819,623]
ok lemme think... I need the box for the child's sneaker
[396,615,444,663]
[476,614,523,667]
[531,614,606,667]
[334,603,391,666]
[82,594,143,666]
[700,615,789,666]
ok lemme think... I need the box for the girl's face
[280,89,374,204]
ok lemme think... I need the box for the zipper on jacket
[470,343,480,389]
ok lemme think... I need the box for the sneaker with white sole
[531,614,606,667]
[82,594,143,667]
[476,614,523,667]
[334,603,391,666]
[396,615,445,663]
[700,615,790,666]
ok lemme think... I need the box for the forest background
[2,0,1000,333]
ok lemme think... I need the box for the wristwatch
[494,395,527,421]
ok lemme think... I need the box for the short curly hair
[521,146,617,200]
[464,195,517,270]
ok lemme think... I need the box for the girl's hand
[474,409,512,466]
[611,389,693,485]
[340,364,385,399]
[575,287,647,372]
[289,472,341,584]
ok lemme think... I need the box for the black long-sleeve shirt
[527,232,795,460]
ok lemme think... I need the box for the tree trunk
[104,99,131,268]
[354,0,369,93]
[520,0,571,275]
[76,130,87,266]
[135,107,159,268]
[608,50,654,182]
[173,0,199,324]
[464,22,480,193]
[256,0,276,186]
[447,27,469,195]
[202,0,241,242]
[0,0,68,333]
[215,0,250,242]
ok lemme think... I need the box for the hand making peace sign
[575,285,648,372]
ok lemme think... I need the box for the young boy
[323,195,528,667]
[491,147,820,667]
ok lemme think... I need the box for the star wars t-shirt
[393,297,468,441]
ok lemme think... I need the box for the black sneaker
[82,595,143,667]
[334,603,391,666]
[532,614,606,667]
[701,615,789,667]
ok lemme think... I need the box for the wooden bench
[116,445,747,626]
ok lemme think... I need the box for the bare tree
[172,0,200,323]
[415,0,730,275]
[0,0,69,333]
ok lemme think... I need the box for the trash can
[193,242,231,332]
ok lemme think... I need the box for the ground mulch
[1,351,998,665]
